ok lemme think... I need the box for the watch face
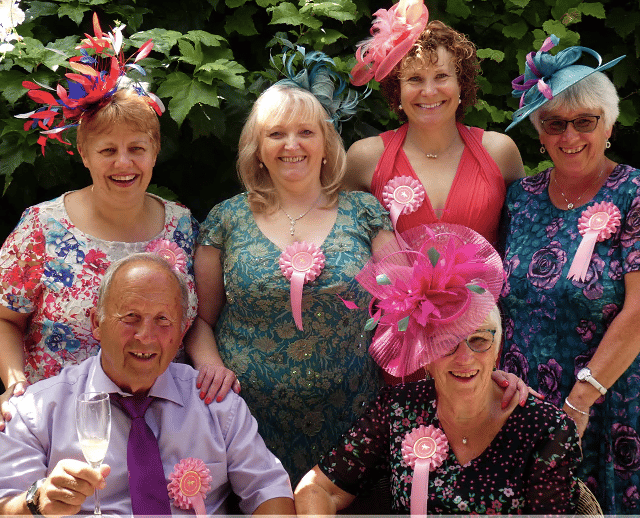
[577,368,590,380]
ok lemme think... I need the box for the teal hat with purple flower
[505,35,625,132]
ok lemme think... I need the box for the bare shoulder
[345,135,385,191]
[482,130,525,185]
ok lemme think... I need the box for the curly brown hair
[379,20,480,122]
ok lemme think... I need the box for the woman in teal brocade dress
[185,79,394,484]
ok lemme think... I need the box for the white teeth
[562,146,586,154]
[132,352,153,359]
[280,156,305,163]
[452,370,478,378]
[112,174,136,181]
[418,101,444,109]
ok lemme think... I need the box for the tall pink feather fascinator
[356,223,503,378]
[350,0,429,86]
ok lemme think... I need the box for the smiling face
[429,313,500,402]
[257,107,326,190]
[538,106,612,178]
[398,46,461,127]
[79,124,157,205]
[91,260,187,395]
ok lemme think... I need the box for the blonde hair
[76,89,161,154]
[237,84,346,213]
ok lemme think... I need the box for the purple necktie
[111,394,172,516]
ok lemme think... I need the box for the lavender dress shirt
[0,352,293,516]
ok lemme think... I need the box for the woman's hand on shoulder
[0,380,29,431]
[345,136,385,192]
[491,369,542,409]
[196,364,240,404]
[482,131,525,185]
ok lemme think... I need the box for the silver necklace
[281,194,322,236]
[553,167,606,210]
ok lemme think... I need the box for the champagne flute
[76,392,111,516]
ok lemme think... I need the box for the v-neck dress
[318,380,581,514]
[500,165,640,514]
[370,122,506,246]
[198,191,392,484]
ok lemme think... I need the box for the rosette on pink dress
[279,241,326,331]
[351,0,429,86]
[567,202,621,282]
[402,425,449,516]
[356,223,503,378]
[382,176,426,247]
[167,457,212,516]
[146,238,188,274]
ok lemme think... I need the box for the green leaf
[156,71,220,126]
[618,99,638,127]
[130,29,183,57]
[225,6,259,36]
[301,0,357,22]
[299,29,346,47]
[541,20,568,39]
[502,21,528,40]
[268,3,322,29]
[24,1,59,21]
[446,0,471,19]
[178,40,204,67]
[57,4,90,25]
[188,104,226,140]
[376,273,391,285]
[226,0,250,7]
[197,59,246,89]
[0,70,29,104]
[0,140,36,179]
[183,31,227,48]
[427,247,440,267]
[578,2,605,19]
[147,184,178,201]
[507,0,531,8]
[364,317,378,331]
[397,316,409,332]
[477,48,505,63]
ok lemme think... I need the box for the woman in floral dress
[294,224,581,514]
[500,36,640,513]
[0,22,198,431]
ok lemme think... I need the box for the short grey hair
[529,71,620,134]
[96,252,189,328]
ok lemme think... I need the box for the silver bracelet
[565,398,589,416]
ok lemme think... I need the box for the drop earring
[540,145,546,154]
[606,140,611,149]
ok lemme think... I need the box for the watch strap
[25,478,43,516]
[579,369,607,395]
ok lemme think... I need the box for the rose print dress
[198,190,392,484]
[500,165,640,514]
[318,381,581,514]
[0,193,199,382]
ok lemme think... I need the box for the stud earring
[398,103,403,111]
[540,145,546,154]
[322,158,327,165]
[259,162,264,169]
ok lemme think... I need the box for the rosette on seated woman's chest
[567,201,621,282]
[167,457,212,516]
[279,241,326,331]
[146,239,188,274]
[355,223,503,378]
[402,425,449,517]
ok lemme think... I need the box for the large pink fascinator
[356,223,503,378]
[350,0,429,86]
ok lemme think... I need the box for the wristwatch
[577,367,607,395]
[25,478,44,516]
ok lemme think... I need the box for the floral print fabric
[500,165,640,514]
[318,380,581,514]
[0,193,199,383]
[198,191,391,484]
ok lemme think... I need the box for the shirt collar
[85,352,184,407]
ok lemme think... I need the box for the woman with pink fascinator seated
[0,16,198,430]
[294,224,581,515]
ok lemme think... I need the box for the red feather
[135,39,154,62]
[92,13,103,39]
[28,90,59,105]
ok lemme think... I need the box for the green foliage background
[0,0,638,241]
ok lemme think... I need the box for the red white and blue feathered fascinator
[350,0,429,86]
[272,40,366,132]
[506,35,624,131]
[356,223,503,378]
[16,12,164,154]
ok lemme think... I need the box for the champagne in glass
[76,392,111,515]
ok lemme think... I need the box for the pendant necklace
[281,194,322,236]
[553,166,606,210]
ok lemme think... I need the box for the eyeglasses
[443,329,496,356]
[540,115,601,135]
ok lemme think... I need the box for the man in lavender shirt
[0,253,294,516]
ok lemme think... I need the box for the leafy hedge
[0,0,637,241]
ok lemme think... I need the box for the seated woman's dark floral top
[319,380,581,514]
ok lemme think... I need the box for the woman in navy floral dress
[501,36,640,513]
[295,224,581,515]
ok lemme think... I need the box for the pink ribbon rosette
[382,176,426,247]
[351,0,429,86]
[356,223,503,378]
[167,457,212,516]
[567,202,621,282]
[146,239,188,274]
[402,425,449,517]
[279,241,326,331]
